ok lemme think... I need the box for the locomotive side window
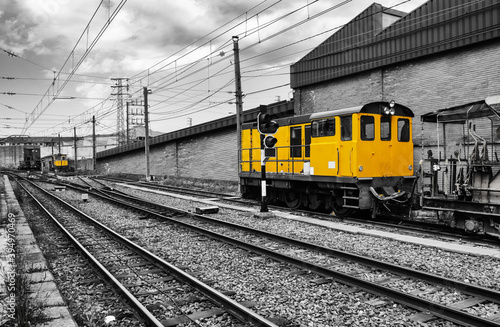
[305,125,311,157]
[380,116,391,141]
[290,126,302,158]
[360,116,375,141]
[312,121,319,137]
[341,115,352,141]
[311,118,335,137]
[398,118,410,142]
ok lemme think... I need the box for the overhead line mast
[111,77,129,146]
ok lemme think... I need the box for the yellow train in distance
[240,101,416,217]
[41,153,70,172]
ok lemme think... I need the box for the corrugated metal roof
[291,0,500,88]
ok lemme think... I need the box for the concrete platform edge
[1,175,78,327]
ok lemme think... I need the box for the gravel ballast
[37,178,500,326]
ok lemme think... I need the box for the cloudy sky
[0,0,428,139]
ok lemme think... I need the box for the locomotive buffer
[257,105,279,212]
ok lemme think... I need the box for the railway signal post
[257,105,279,212]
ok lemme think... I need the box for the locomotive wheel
[266,188,277,204]
[285,191,301,209]
[308,193,323,211]
[331,196,354,217]
[331,204,354,217]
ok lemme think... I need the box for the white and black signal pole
[260,133,268,212]
[257,105,279,213]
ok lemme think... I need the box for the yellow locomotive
[41,153,70,172]
[240,101,416,217]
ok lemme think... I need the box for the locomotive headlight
[359,165,363,171]
[409,165,413,170]
[385,100,396,115]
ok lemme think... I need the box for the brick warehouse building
[97,0,500,182]
[291,0,500,164]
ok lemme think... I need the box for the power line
[21,0,128,134]
[128,0,280,84]
[0,76,113,85]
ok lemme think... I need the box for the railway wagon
[18,146,41,170]
[240,101,416,217]
[420,95,500,238]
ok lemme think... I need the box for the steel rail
[14,179,165,327]
[21,177,279,327]
[96,176,235,198]
[88,187,500,327]
[94,186,500,302]
[96,176,498,244]
[96,191,500,303]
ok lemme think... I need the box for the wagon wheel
[308,193,324,211]
[284,191,301,210]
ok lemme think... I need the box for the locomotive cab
[308,102,414,179]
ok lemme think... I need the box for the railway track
[39,176,500,327]
[92,175,500,246]
[15,176,278,327]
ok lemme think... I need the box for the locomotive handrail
[337,148,340,175]
[241,144,310,175]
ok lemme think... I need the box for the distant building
[0,126,162,169]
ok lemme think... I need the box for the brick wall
[177,128,237,181]
[382,40,500,148]
[294,69,383,115]
[98,126,238,182]
[295,40,500,159]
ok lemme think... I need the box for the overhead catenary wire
[24,0,442,137]
[137,0,348,120]
[127,0,282,84]
[23,0,334,137]
[21,0,128,135]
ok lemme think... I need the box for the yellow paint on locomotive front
[350,113,413,178]
[53,160,68,167]
[309,113,413,178]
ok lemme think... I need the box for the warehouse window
[311,118,335,137]
[341,116,352,141]
[290,126,302,158]
[360,116,375,141]
[381,116,391,141]
[398,118,410,142]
